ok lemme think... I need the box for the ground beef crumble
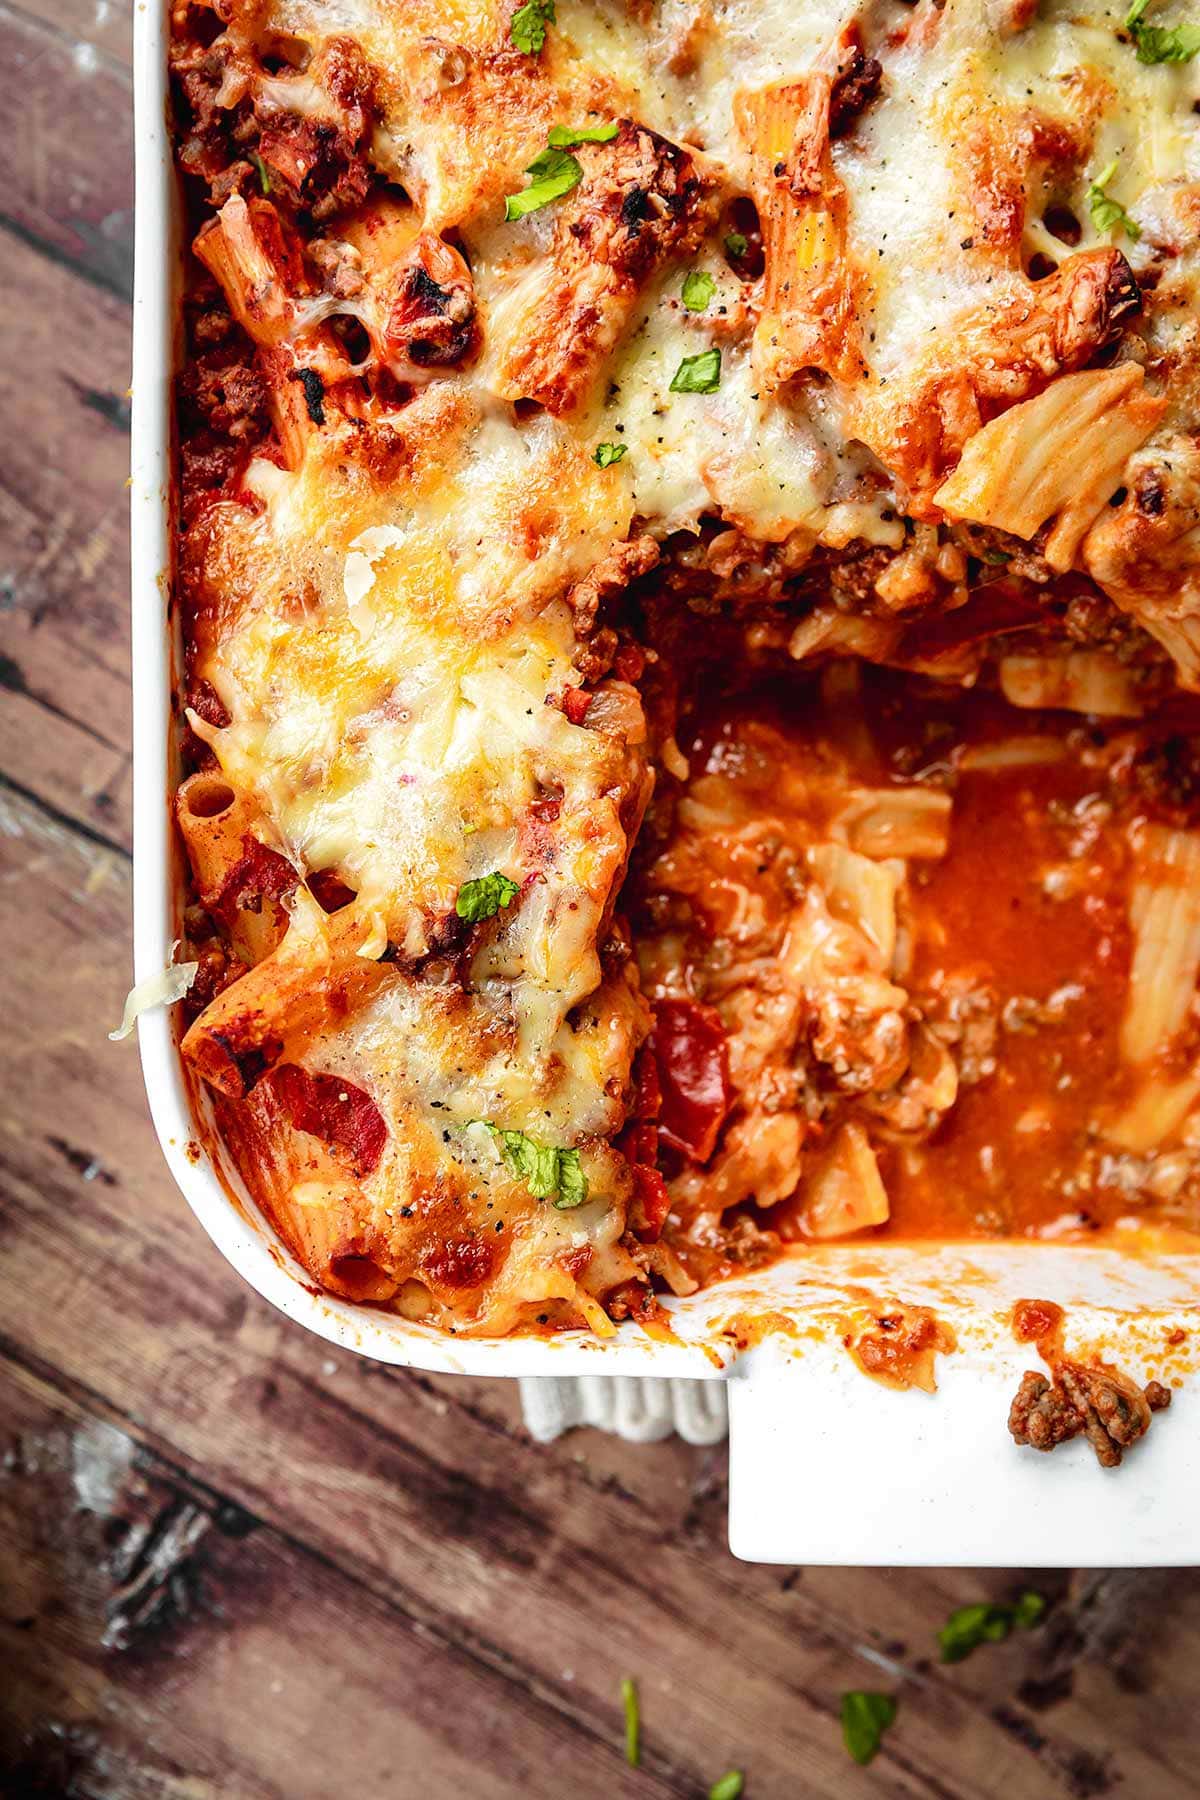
[1008,1361,1172,1468]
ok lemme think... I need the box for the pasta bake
[168,0,1200,1336]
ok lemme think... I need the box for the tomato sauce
[633,663,1200,1252]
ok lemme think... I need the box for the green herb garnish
[724,231,748,259]
[593,441,628,467]
[472,1123,589,1208]
[249,151,271,195]
[621,1677,640,1767]
[840,1693,897,1767]
[1012,1591,1047,1629]
[548,121,620,147]
[456,871,519,922]
[681,269,716,312]
[556,1149,588,1209]
[510,0,555,54]
[504,145,582,220]
[1086,159,1140,239]
[669,347,721,394]
[708,1774,745,1800]
[937,1591,1046,1664]
[1125,0,1200,62]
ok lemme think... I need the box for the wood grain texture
[2,2,1200,1796]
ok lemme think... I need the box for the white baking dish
[130,1,1200,1564]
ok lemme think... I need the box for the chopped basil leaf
[621,1677,640,1768]
[840,1692,897,1767]
[249,151,271,195]
[548,121,620,147]
[504,146,582,220]
[1132,20,1200,60]
[455,870,519,922]
[510,0,555,54]
[681,269,716,312]
[555,1148,588,1210]
[1125,0,1200,60]
[937,1592,1046,1663]
[471,1123,589,1207]
[724,231,748,259]
[669,347,722,394]
[708,1774,745,1800]
[593,441,628,467]
[1012,1590,1047,1630]
[1086,160,1140,240]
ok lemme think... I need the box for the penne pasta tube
[281,1179,400,1302]
[193,194,307,347]
[837,786,952,861]
[934,365,1167,570]
[1121,824,1200,1068]
[492,123,716,413]
[798,1122,890,1240]
[176,771,298,967]
[182,890,393,1095]
[734,79,861,389]
[998,651,1144,719]
[177,770,265,899]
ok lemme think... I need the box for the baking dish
[130,0,1200,1565]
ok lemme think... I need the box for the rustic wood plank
[4,6,1199,1795]
[0,1,134,295]
[0,1357,689,1800]
[0,230,133,848]
[7,0,133,70]
[3,781,1200,1799]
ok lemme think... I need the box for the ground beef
[1009,1360,1172,1468]
[183,939,249,1022]
[180,355,268,440]
[179,434,245,514]
[947,520,1057,586]
[189,297,236,350]
[829,47,883,138]
[210,157,257,204]
[923,979,1000,1086]
[257,114,372,222]
[1128,736,1200,829]
[660,524,813,610]
[573,626,620,685]
[308,235,366,298]
[807,994,910,1097]
[567,535,660,640]
[1009,1371,1081,1452]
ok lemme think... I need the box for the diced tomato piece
[631,1162,671,1241]
[269,1064,387,1175]
[629,1047,662,1122]
[652,998,731,1164]
[622,1122,659,1167]
[614,643,646,683]
[561,685,593,725]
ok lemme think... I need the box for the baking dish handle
[725,1341,1200,1567]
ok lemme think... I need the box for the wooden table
[2,3,1199,1793]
